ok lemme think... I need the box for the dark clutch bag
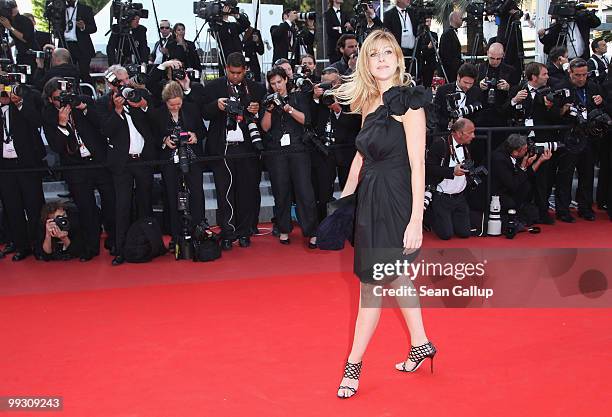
[316,194,356,251]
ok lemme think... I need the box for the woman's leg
[338,282,382,397]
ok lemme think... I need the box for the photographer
[494,0,523,68]
[201,53,266,250]
[416,17,438,88]
[491,134,553,228]
[106,12,149,65]
[383,0,417,67]
[324,0,352,64]
[166,23,201,72]
[146,59,205,107]
[33,48,80,91]
[0,0,39,68]
[588,38,610,86]
[95,65,156,265]
[299,16,316,57]
[425,118,475,240]
[149,19,172,65]
[38,202,85,261]
[243,26,264,82]
[555,58,611,222]
[59,0,97,83]
[261,67,318,248]
[42,77,116,261]
[547,46,570,88]
[153,81,206,252]
[300,54,320,83]
[505,62,560,224]
[439,11,463,83]
[310,67,360,221]
[538,7,600,60]
[215,4,250,72]
[433,63,482,132]
[271,10,300,65]
[329,34,358,76]
[0,77,45,261]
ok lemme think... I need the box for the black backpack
[123,217,167,263]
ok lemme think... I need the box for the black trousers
[210,144,261,240]
[0,163,45,251]
[551,149,579,215]
[266,150,318,237]
[112,161,153,254]
[66,42,93,84]
[310,150,350,222]
[596,135,610,208]
[162,162,205,239]
[534,158,554,218]
[574,142,595,214]
[431,191,471,240]
[65,166,116,257]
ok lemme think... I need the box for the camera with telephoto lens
[535,86,571,104]
[484,78,498,104]
[263,92,286,111]
[461,159,488,190]
[26,47,53,61]
[424,184,435,211]
[111,0,148,33]
[193,0,239,24]
[225,96,245,131]
[527,139,565,157]
[548,0,594,19]
[105,71,144,103]
[297,11,316,21]
[487,0,523,18]
[53,215,70,232]
[446,92,483,120]
[318,82,336,107]
[168,125,193,174]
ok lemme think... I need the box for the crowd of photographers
[1,0,612,265]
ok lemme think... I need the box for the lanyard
[576,88,587,106]
[66,5,77,29]
[2,107,11,144]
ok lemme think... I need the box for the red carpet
[1,216,612,416]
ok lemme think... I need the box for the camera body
[111,0,148,33]
[411,0,438,25]
[193,0,239,23]
[548,0,592,19]
[53,215,70,232]
[263,92,287,110]
[44,0,66,30]
[105,71,144,103]
[318,82,336,107]
[297,11,316,21]
[126,63,148,84]
[527,140,564,156]
[461,159,488,190]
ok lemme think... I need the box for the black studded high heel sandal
[396,341,437,373]
[337,361,362,399]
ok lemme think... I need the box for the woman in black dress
[334,30,436,399]
[166,23,202,71]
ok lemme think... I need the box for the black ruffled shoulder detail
[382,85,432,116]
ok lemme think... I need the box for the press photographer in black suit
[310,67,360,221]
[538,8,600,60]
[587,38,610,86]
[34,48,81,91]
[153,81,206,252]
[42,77,116,261]
[38,201,85,261]
[95,65,157,265]
[261,67,318,248]
[201,53,266,250]
[505,62,561,224]
[439,11,463,83]
[416,17,438,88]
[0,81,45,261]
[433,63,482,132]
[271,10,300,65]
[0,0,39,68]
[216,6,250,71]
[324,0,352,64]
[555,58,611,222]
[383,0,417,68]
[547,46,570,88]
[425,118,475,240]
[495,0,523,68]
[106,13,149,65]
[59,0,97,83]
[166,23,202,71]
[491,134,552,227]
[146,59,206,107]
[243,27,264,82]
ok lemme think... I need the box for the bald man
[34,48,81,91]
[439,11,464,83]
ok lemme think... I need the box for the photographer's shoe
[308,237,317,249]
[12,250,31,262]
[238,237,251,248]
[578,211,596,221]
[111,255,124,266]
[168,240,176,252]
[1,242,16,256]
[537,214,555,225]
[221,239,233,251]
[556,213,576,223]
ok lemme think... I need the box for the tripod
[466,14,485,63]
[116,29,143,65]
[175,173,194,260]
[408,23,448,85]
[555,19,580,58]
[502,18,525,74]
[196,21,227,78]
[0,27,12,62]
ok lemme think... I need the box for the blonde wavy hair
[335,30,411,114]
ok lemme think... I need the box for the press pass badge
[280,133,291,147]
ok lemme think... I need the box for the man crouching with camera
[42,77,116,261]
[38,201,84,261]
[425,118,477,240]
[491,134,552,230]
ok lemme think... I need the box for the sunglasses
[160,26,171,29]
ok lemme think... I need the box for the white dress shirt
[64,1,79,42]
[567,22,584,59]
[397,7,415,50]
[437,138,467,194]
[2,105,17,159]
[122,107,145,154]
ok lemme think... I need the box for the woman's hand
[46,219,60,238]
[403,221,422,255]
[163,136,177,149]
[187,131,197,145]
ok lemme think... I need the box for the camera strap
[65,5,78,32]
[1,106,11,144]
